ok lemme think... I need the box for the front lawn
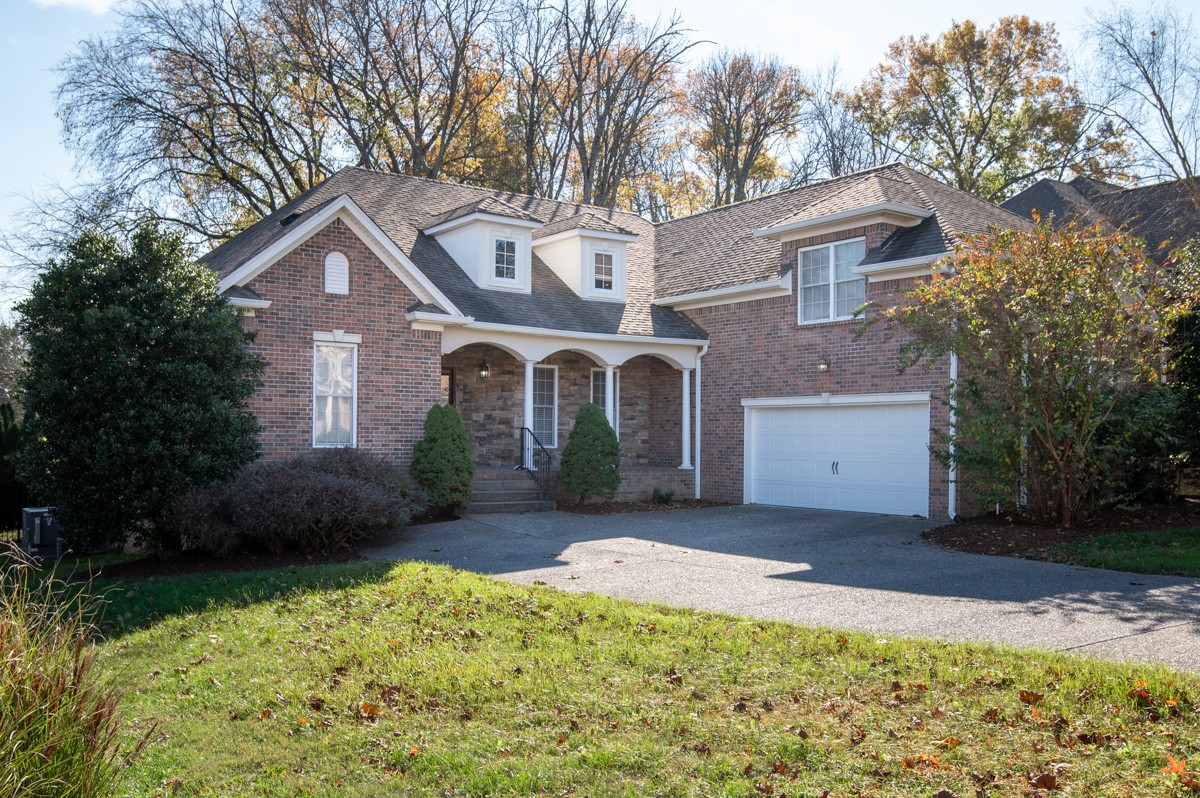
[1051,526,1200,577]
[99,561,1200,797]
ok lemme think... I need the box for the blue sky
[0,0,1150,283]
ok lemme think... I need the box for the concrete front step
[472,479,544,494]
[466,499,557,514]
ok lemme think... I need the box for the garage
[742,393,931,517]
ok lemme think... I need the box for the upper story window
[494,238,517,281]
[594,252,614,291]
[799,238,866,323]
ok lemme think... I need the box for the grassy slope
[1053,527,1200,577]
[99,561,1200,797]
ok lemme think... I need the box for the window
[594,252,614,291]
[324,251,349,294]
[532,365,557,447]
[313,343,356,446]
[590,368,620,437]
[799,238,867,323]
[494,238,517,280]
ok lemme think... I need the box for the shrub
[651,487,675,505]
[0,544,152,796]
[560,403,620,502]
[169,449,426,556]
[1092,385,1186,508]
[410,404,473,512]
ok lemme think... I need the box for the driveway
[363,505,1200,672]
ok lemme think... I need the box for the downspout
[694,343,709,500]
[948,351,958,521]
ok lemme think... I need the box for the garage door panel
[747,400,930,517]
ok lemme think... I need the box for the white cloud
[32,0,115,15]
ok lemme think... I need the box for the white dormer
[532,213,637,302]
[422,198,544,293]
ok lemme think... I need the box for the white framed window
[532,365,557,448]
[313,343,357,446]
[494,237,517,281]
[593,251,614,291]
[590,368,620,437]
[798,238,867,323]
[324,251,349,294]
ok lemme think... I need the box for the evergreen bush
[410,404,473,512]
[560,403,620,502]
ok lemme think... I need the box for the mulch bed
[924,496,1200,559]
[561,499,727,515]
[74,549,363,581]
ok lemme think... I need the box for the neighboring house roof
[203,167,704,341]
[654,163,1031,297]
[1002,176,1200,256]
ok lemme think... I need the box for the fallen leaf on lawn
[1029,773,1059,790]
[408,745,421,757]
[900,753,946,770]
[931,790,960,798]
[772,757,789,775]
[259,708,274,720]
[933,736,960,749]
[1019,690,1044,705]
[360,701,383,718]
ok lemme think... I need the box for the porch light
[817,356,831,373]
[479,359,491,379]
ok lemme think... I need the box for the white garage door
[745,396,930,517]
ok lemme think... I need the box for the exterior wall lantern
[479,359,491,379]
[817,356,831,373]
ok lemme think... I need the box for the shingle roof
[533,212,635,239]
[654,164,1031,296]
[202,167,705,340]
[1002,177,1200,256]
[425,196,544,228]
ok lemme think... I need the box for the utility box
[21,507,63,558]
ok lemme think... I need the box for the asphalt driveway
[362,505,1200,672]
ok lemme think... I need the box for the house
[203,163,1028,520]
[1002,174,1200,256]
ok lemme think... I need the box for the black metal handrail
[518,427,553,500]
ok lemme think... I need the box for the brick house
[203,164,1028,519]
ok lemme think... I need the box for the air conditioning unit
[21,507,63,558]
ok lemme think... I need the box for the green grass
[96,561,1200,797]
[1053,526,1200,577]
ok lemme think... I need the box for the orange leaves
[1019,689,1044,705]
[932,736,960,749]
[1163,755,1200,790]
[901,753,948,770]
[258,708,273,720]
[358,701,383,720]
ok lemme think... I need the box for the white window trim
[532,364,558,448]
[590,367,620,438]
[582,240,626,301]
[592,249,616,294]
[797,236,867,325]
[312,341,358,448]
[491,234,520,285]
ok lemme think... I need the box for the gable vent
[324,251,349,295]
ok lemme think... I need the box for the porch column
[523,360,535,469]
[680,367,693,470]
[604,365,615,430]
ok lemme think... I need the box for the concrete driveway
[363,505,1200,672]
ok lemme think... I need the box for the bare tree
[1086,2,1200,210]
[793,61,885,182]
[685,51,809,206]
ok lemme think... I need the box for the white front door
[745,397,931,517]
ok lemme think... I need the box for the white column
[523,360,535,469]
[604,365,615,430]
[680,367,693,470]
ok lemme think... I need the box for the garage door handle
[834,461,839,475]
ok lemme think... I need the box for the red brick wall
[240,218,442,464]
[684,224,954,518]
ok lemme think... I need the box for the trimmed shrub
[410,404,473,512]
[0,544,152,796]
[169,449,426,556]
[560,403,620,502]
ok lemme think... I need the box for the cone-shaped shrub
[410,403,473,511]
[560,403,620,502]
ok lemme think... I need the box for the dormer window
[594,252,614,291]
[494,238,517,281]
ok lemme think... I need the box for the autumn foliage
[886,220,1198,526]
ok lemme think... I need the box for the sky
[0,0,1156,293]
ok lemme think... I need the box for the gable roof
[425,196,545,228]
[1002,176,1200,256]
[654,163,1031,297]
[533,211,636,239]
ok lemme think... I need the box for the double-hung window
[532,365,557,447]
[494,238,517,281]
[594,252,614,291]
[590,368,620,437]
[313,343,356,446]
[799,238,867,323]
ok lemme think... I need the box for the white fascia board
[403,310,475,328]
[853,251,951,281]
[532,228,638,248]
[422,212,543,237]
[227,296,272,310]
[217,194,465,318]
[653,273,791,310]
[741,391,931,408]
[462,319,707,348]
[752,202,934,240]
